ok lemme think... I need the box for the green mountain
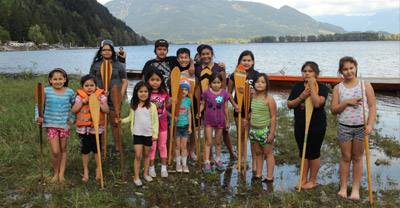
[0,0,148,46]
[105,0,346,43]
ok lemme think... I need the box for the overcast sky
[97,0,399,16]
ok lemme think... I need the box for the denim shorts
[338,123,365,142]
[176,125,189,138]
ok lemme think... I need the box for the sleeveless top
[338,80,368,126]
[118,51,126,63]
[250,95,271,127]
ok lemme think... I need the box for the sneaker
[183,165,189,173]
[144,176,153,182]
[176,165,183,172]
[134,179,143,187]
[204,163,212,173]
[161,171,168,178]
[149,170,156,178]
[262,178,274,183]
[216,161,225,171]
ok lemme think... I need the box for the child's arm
[188,105,192,134]
[364,81,376,135]
[224,100,230,131]
[266,95,277,143]
[308,78,326,108]
[121,109,133,124]
[331,84,361,115]
[287,86,309,109]
[197,100,205,119]
[227,79,240,112]
[99,95,109,114]
[71,96,86,114]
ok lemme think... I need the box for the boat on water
[126,69,400,92]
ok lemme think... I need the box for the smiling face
[155,46,168,60]
[148,73,162,91]
[82,79,97,95]
[101,45,113,60]
[210,77,222,91]
[240,55,254,71]
[177,53,190,68]
[301,65,318,81]
[340,61,357,80]
[49,72,66,90]
[254,76,267,92]
[137,86,149,102]
[200,48,213,65]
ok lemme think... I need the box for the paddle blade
[234,64,246,109]
[200,68,212,93]
[35,83,45,117]
[89,94,101,128]
[181,70,196,96]
[171,67,181,99]
[111,85,122,117]
[304,83,318,133]
[101,60,113,91]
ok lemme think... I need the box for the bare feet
[349,190,360,200]
[295,181,306,189]
[190,152,198,161]
[230,153,238,159]
[230,163,238,169]
[50,175,58,183]
[59,176,65,183]
[95,169,100,180]
[337,189,347,199]
[81,176,88,182]
[302,181,317,189]
[82,170,89,182]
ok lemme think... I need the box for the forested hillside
[0,0,148,46]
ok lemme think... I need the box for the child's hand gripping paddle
[111,85,125,182]
[243,83,251,177]
[101,60,112,157]
[35,83,45,185]
[89,94,104,189]
[360,80,373,204]
[168,67,181,165]
[200,67,212,164]
[234,64,246,172]
[298,82,318,192]
[182,70,201,170]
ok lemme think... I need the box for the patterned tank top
[338,80,368,126]
[250,95,271,127]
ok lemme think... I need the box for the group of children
[35,39,376,200]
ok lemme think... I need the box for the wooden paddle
[89,94,104,189]
[172,87,183,164]
[182,70,201,170]
[360,80,373,204]
[298,82,319,192]
[234,64,246,172]
[243,83,251,178]
[195,86,202,170]
[168,67,181,165]
[111,85,125,182]
[200,67,212,164]
[101,60,112,158]
[35,83,45,185]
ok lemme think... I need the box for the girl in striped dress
[245,73,276,183]
[35,68,75,183]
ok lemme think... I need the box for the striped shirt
[75,94,107,135]
[250,96,271,127]
[35,87,76,129]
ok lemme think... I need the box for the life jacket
[76,89,105,126]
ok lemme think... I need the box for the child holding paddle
[145,69,170,178]
[35,68,75,183]
[243,73,276,183]
[228,50,260,170]
[120,81,159,186]
[331,56,376,200]
[197,72,230,173]
[71,75,109,182]
[287,61,329,189]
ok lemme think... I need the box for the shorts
[176,125,189,137]
[295,124,326,160]
[46,128,70,140]
[249,126,275,146]
[79,133,102,154]
[133,135,152,147]
[205,124,224,129]
[338,123,365,142]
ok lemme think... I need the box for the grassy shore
[0,74,399,207]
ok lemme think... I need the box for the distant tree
[0,26,10,42]
[28,24,45,44]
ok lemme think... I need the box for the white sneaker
[149,170,156,178]
[161,170,168,178]
[176,165,183,172]
[183,165,189,173]
[134,179,143,187]
[144,176,153,182]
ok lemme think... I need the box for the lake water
[1,41,399,192]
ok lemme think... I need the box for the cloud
[241,0,399,16]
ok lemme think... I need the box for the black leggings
[295,124,326,160]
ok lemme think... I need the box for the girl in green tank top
[245,73,277,183]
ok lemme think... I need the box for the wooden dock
[126,70,400,92]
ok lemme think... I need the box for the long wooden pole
[101,60,112,158]
[111,86,125,182]
[168,67,181,165]
[243,83,251,178]
[35,83,45,185]
[195,87,202,171]
[89,94,104,189]
[360,80,373,204]
[234,65,246,172]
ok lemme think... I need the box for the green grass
[0,74,399,207]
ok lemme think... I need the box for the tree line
[0,0,148,47]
